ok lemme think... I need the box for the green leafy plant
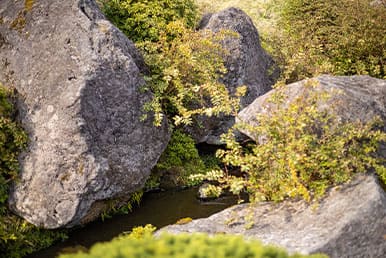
[59,227,327,258]
[118,224,156,239]
[102,0,198,42]
[145,130,224,190]
[150,130,206,188]
[100,191,144,221]
[191,81,386,202]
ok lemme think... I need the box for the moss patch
[24,0,34,12]
[10,0,35,33]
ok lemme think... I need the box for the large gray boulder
[0,0,170,228]
[184,8,278,145]
[160,174,386,258]
[238,75,386,143]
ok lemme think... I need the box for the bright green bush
[145,130,223,190]
[270,0,386,83]
[0,85,67,258]
[150,130,206,188]
[102,0,198,42]
[191,81,386,202]
[59,225,327,258]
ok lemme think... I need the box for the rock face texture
[185,8,278,144]
[238,75,386,144]
[0,0,170,228]
[160,174,386,258]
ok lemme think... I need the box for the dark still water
[27,187,238,258]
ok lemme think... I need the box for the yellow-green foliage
[138,20,243,126]
[195,0,271,26]
[9,12,26,32]
[0,85,67,258]
[121,224,156,239]
[102,1,244,127]
[9,0,35,32]
[102,0,198,42]
[272,0,386,82]
[59,226,327,258]
[194,81,386,202]
[0,215,67,258]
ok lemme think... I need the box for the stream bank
[27,187,239,258]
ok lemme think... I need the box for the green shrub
[102,0,198,42]
[0,215,67,258]
[191,81,386,202]
[270,0,386,83]
[59,225,327,258]
[150,130,206,188]
[0,85,67,258]
[145,130,222,190]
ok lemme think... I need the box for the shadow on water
[27,187,239,258]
